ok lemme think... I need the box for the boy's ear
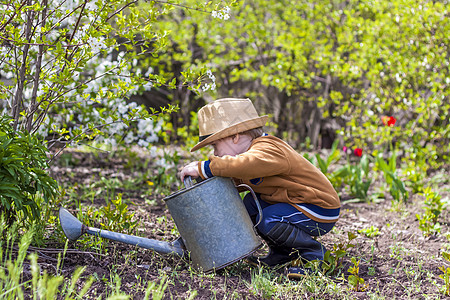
[232,134,240,144]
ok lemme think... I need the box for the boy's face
[210,137,238,157]
[210,134,251,157]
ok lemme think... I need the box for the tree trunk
[12,0,34,131]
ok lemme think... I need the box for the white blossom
[128,102,137,109]
[145,67,154,77]
[124,131,134,144]
[85,1,97,11]
[211,6,231,20]
[87,36,106,53]
[103,137,117,148]
[137,119,153,133]
[149,146,158,157]
[202,83,210,91]
[137,139,149,147]
[118,103,128,115]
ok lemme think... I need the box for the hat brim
[190,115,268,152]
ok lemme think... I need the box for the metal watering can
[59,176,262,273]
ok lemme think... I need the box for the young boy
[179,98,340,279]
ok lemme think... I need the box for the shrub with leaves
[0,0,232,155]
[147,0,450,172]
[0,116,58,227]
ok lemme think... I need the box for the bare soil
[39,147,450,299]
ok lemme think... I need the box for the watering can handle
[184,176,194,188]
[236,184,263,228]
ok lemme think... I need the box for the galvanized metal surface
[164,176,262,273]
[59,207,85,241]
[59,207,185,257]
[85,227,185,256]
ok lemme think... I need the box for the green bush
[0,116,58,228]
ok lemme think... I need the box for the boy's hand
[179,161,200,182]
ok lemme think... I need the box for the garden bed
[39,147,450,299]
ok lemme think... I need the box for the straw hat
[190,98,268,152]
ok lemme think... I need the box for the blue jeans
[243,193,336,260]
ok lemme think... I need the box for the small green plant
[375,150,408,203]
[321,231,357,275]
[144,276,169,300]
[249,268,278,299]
[0,116,59,228]
[347,257,367,292]
[358,226,381,238]
[315,140,341,174]
[402,160,426,194]
[439,252,450,296]
[331,155,372,201]
[91,176,123,204]
[71,195,139,251]
[416,213,441,237]
[99,193,139,234]
[416,187,443,236]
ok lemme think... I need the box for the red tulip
[387,116,396,127]
[354,148,363,157]
[382,116,396,127]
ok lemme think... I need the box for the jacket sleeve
[197,141,291,180]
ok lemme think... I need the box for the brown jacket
[198,135,340,223]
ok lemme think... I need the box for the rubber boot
[246,244,299,267]
[264,222,326,279]
[246,225,300,267]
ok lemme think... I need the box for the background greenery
[0,0,449,298]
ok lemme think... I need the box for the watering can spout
[59,206,86,241]
[59,207,185,257]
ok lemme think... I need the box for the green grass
[3,146,449,299]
